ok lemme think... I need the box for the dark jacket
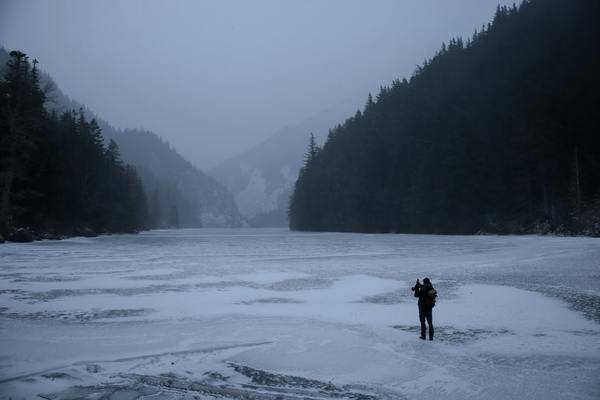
[414,283,435,308]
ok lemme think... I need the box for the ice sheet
[0,228,599,399]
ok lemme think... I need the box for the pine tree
[303,133,319,167]
[105,139,123,168]
[0,51,46,234]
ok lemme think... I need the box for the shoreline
[0,227,141,244]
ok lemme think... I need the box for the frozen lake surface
[0,228,599,399]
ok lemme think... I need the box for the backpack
[425,288,437,307]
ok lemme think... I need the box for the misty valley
[0,0,599,399]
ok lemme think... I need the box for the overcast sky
[0,0,512,169]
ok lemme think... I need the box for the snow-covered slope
[210,98,362,226]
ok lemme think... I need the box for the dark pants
[419,305,434,339]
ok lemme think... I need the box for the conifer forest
[290,0,600,235]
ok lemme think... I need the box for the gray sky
[0,0,511,169]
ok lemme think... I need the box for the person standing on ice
[411,277,437,340]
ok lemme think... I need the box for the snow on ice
[0,229,599,399]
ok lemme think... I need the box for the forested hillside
[0,51,147,240]
[0,47,244,229]
[108,128,244,228]
[290,0,600,235]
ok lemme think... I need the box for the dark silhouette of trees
[290,0,600,235]
[0,51,46,234]
[1,46,243,230]
[0,51,150,238]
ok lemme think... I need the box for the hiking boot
[419,336,426,340]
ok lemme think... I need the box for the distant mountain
[210,97,361,226]
[290,0,600,235]
[0,48,244,227]
[98,127,244,228]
